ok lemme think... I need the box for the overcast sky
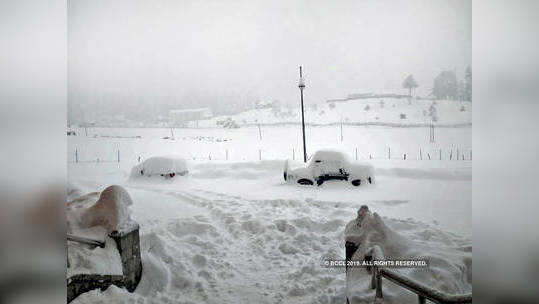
[68,0,471,117]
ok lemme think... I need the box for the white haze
[68,0,471,121]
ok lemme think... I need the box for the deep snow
[68,124,471,304]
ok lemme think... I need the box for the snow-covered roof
[134,156,188,176]
[169,108,211,114]
[310,149,349,162]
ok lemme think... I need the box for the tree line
[402,66,472,101]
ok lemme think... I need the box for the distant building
[169,108,213,126]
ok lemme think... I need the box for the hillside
[199,98,471,128]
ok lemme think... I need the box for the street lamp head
[298,66,306,89]
[298,78,306,89]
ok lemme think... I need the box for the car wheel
[368,177,372,184]
[283,171,287,181]
[298,179,314,185]
[351,179,361,186]
[317,179,324,186]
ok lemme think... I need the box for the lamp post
[298,66,307,163]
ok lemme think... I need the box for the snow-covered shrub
[222,118,240,129]
[429,104,438,122]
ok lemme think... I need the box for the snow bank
[67,185,135,277]
[345,207,472,304]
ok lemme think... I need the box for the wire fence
[68,146,472,164]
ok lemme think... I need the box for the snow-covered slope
[199,98,471,127]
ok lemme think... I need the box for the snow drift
[345,209,472,304]
[67,185,135,277]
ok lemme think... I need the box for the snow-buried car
[131,156,188,179]
[284,150,374,186]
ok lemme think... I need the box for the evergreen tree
[402,74,419,97]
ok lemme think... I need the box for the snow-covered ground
[196,98,471,128]
[68,125,471,303]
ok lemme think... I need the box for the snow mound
[78,185,135,233]
[67,186,134,277]
[345,208,472,304]
[131,156,188,178]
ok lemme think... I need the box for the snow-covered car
[283,150,374,186]
[131,156,188,179]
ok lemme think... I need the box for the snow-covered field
[197,98,471,128]
[68,124,471,303]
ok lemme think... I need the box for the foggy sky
[68,0,471,120]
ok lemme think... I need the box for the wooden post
[109,225,142,292]
[375,269,383,299]
[259,149,262,161]
[470,149,472,160]
[258,123,262,141]
[439,149,442,160]
[292,148,295,160]
[427,153,431,160]
[75,148,78,163]
[226,149,229,161]
[355,148,358,160]
[345,241,359,274]
[450,150,453,160]
[457,148,459,160]
[404,153,406,160]
[117,149,120,163]
[419,148,422,160]
[388,147,391,160]
[340,119,343,142]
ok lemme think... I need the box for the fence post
[404,153,406,160]
[375,268,383,299]
[226,149,229,161]
[388,147,391,160]
[75,148,78,163]
[117,149,120,163]
[457,148,459,160]
[355,148,358,160]
[450,150,453,160]
[439,149,442,160]
[419,148,422,160]
[259,149,261,161]
[427,153,431,160]
[293,148,295,160]
[470,149,472,160]
[418,295,426,304]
